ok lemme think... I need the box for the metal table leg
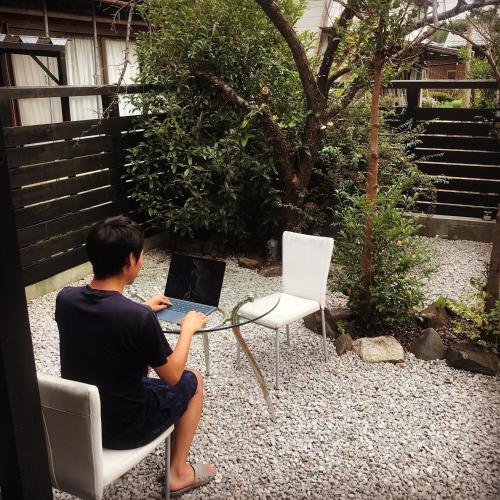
[231,324,275,422]
[230,297,275,421]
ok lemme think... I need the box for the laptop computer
[156,254,226,324]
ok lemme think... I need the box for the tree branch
[325,79,363,119]
[328,66,352,87]
[255,0,320,110]
[317,5,355,96]
[192,68,297,188]
[191,70,253,110]
[411,0,500,31]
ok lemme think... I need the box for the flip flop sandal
[170,463,215,497]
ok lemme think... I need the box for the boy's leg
[169,368,215,491]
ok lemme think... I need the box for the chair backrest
[282,231,334,307]
[38,373,103,500]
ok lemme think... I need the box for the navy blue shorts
[135,370,199,447]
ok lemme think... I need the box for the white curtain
[11,54,62,126]
[11,37,101,125]
[103,38,139,116]
[66,37,102,120]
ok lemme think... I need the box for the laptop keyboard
[169,298,215,315]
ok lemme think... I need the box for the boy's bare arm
[154,311,207,385]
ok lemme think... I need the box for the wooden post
[406,87,420,114]
[56,50,71,122]
[485,204,500,311]
[0,113,52,497]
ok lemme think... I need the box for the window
[447,70,457,80]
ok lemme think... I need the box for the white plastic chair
[38,373,174,500]
[237,231,334,389]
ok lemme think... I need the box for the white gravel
[28,237,499,499]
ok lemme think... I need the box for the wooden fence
[0,85,150,285]
[1,81,499,287]
[391,80,500,219]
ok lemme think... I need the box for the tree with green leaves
[128,0,498,235]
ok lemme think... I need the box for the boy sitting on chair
[55,216,216,496]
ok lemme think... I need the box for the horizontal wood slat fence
[0,85,150,285]
[1,81,498,286]
[391,80,499,220]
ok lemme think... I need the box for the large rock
[334,334,353,356]
[446,342,498,376]
[410,328,446,361]
[303,309,339,339]
[416,302,449,329]
[352,336,405,363]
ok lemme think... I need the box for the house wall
[0,7,143,125]
[423,60,466,80]
[295,0,334,56]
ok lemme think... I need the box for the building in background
[0,0,144,125]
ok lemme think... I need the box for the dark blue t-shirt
[55,286,173,448]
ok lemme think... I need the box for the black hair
[86,216,144,279]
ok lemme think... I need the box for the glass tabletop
[159,293,281,334]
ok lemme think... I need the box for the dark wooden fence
[0,85,150,285]
[391,80,500,219]
[1,81,499,287]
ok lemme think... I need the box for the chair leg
[320,307,328,363]
[202,332,210,376]
[275,328,280,390]
[164,433,171,500]
[286,324,290,345]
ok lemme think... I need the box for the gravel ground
[28,237,499,500]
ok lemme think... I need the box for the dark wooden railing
[390,80,499,219]
[0,85,150,285]
[1,81,499,286]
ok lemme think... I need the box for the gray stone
[334,333,353,355]
[303,309,339,339]
[352,336,405,363]
[410,328,446,361]
[446,342,499,376]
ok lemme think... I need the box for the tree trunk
[485,204,500,311]
[460,19,472,108]
[360,50,384,294]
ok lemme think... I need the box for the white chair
[237,231,334,389]
[38,373,174,500]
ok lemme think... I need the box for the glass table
[159,294,280,421]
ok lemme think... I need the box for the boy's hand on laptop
[144,295,172,312]
[180,311,208,335]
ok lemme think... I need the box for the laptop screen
[164,254,226,307]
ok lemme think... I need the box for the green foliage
[435,98,463,108]
[127,111,282,247]
[331,172,435,332]
[300,98,427,234]
[126,0,310,247]
[429,29,449,44]
[429,91,454,103]
[447,277,500,348]
[468,56,497,108]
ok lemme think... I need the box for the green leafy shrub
[447,277,500,349]
[301,99,428,235]
[435,98,462,108]
[429,91,454,103]
[331,173,435,332]
[125,0,310,249]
